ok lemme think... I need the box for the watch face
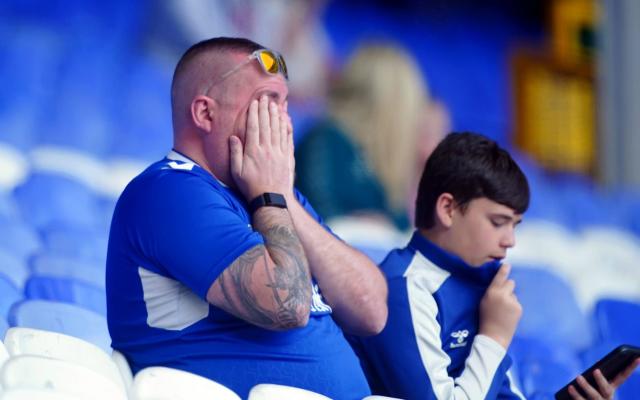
[250,192,287,213]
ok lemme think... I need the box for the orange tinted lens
[259,51,278,74]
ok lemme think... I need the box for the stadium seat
[511,266,591,352]
[0,315,8,336]
[0,220,41,260]
[362,396,404,399]
[0,389,84,400]
[30,254,105,289]
[0,355,126,400]
[4,327,123,389]
[130,366,241,400]
[518,359,578,398]
[24,275,106,315]
[40,224,109,264]
[8,300,111,353]
[12,171,103,231]
[111,349,133,391]
[0,248,29,289]
[0,336,8,367]
[618,371,640,400]
[248,384,332,400]
[0,274,22,319]
[592,298,640,346]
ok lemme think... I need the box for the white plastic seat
[0,355,127,400]
[3,327,124,390]
[0,389,84,400]
[248,384,332,400]
[130,366,241,400]
[0,338,8,368]
[111,349,133,391]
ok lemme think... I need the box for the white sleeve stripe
[453,335,506,398]
[405,252,508,400]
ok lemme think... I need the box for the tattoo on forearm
[216,210,310,329]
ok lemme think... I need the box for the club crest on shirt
[450,329,469,348]
[310,283,332,314]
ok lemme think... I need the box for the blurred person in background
[150,0,331,104]
[106,37,387,399]
[295,42,449,232]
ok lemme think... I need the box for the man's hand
[568,358,640,400]
[479,263,522,350]
[229,95,294,201]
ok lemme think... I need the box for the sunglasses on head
[204,49,288,94]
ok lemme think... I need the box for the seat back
[592,298,640,345]
[0,274,22,319]
[0,388,84,399]
[4,327,123,388]
[248,384,332,400]
[0,355,126,400]
[8,300,110,352]
[111,349,133,391]
[511,266,591,351]
[24,275,106,315]
[130,366,241,400]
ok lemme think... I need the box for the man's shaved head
[171,37,264,132]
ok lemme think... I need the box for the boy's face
[447,197,522,267]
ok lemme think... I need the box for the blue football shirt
[106,150,370,399]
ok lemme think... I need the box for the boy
[350,132,638,399]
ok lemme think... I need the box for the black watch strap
[249,192,287,214]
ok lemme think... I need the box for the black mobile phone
[555,344,640,400]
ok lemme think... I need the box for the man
[350,132,639,399]
[106,37,387,399]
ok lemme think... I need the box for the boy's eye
[490,219,505,228]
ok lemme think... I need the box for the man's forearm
[252,207,312,326]
[286,198,388,335]
[209,207,312,330]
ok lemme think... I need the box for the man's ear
[191,95,215,132]
[434,192,456,228]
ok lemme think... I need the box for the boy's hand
[479,263,522,350]
[568,358,640,400]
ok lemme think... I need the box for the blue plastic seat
[40,224,109,264]
[8,300,111,352]
[12,172,103,231]
[30,254,105,289]
[618,372,640,400]
[518,359,579,398]
[0,220,41,260]
[0,274,23,319]
[592,298,640,346]
[511,266,591,352]
[0,248,29,289]
[24,275,106,315]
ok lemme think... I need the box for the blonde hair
[329,44,429,211]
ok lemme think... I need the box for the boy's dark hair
[414,132,530,229]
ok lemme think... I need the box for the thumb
[490,263,511,287]
[229,136,243,178]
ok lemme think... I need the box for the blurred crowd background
[0,0,639,398]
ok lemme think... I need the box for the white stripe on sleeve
[405,252,507,400]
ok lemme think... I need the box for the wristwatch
[249,192,287,214]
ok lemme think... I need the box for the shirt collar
[407,230,501,286]
[166,149,228,188]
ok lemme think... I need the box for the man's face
[446,197,522,267]
[202,51,289,184]
[215,52,289,143]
